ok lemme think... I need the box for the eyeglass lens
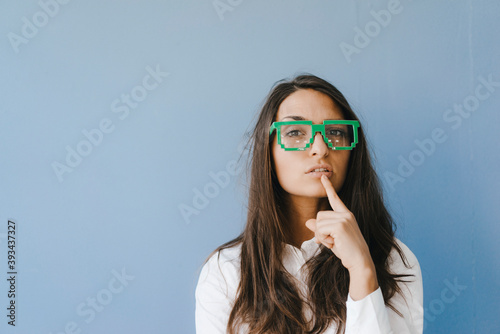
[279,124,354,149]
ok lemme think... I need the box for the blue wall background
[1,1,499,333]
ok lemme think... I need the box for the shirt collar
[283,237,321,261]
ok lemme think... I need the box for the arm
[344,240,424,334]
[385,240,423,333]
[195,249,239,334]
[305,176,423,333]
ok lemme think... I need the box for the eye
[285,129,303,137]
[327,129,345,137]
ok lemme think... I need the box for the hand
[305,175,375,274]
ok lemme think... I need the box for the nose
[310,132,329,156]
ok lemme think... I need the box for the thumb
[305,219,321,244]
[305,218,316,232]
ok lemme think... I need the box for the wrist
[348,264,379,301]
[348,256,377,277]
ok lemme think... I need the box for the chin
[289,185,327,198]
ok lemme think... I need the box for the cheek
[272,141,296,185]
[333,152,351,190]
[272,145,287,178]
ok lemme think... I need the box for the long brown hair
[207,74,413,333]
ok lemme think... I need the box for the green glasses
[269,120,360,151]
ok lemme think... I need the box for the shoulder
[204,243,242,277]
[196,243,242,299]
[387,237,421,276]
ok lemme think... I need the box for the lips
[306,164,333,174]
[306,164,333,179]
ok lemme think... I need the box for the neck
[283,194,329,248]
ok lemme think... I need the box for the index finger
[320,175,349,212]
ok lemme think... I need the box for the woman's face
[272,89,351,199]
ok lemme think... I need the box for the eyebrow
[280,115,306,121]
[279,115,345,121]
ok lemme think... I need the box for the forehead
[276,89,344,122]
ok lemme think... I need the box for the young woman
[195,75,423,333]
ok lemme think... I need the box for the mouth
[306,169,333,178]
[305,165,333,179]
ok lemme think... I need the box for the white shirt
[195,237,423,333]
